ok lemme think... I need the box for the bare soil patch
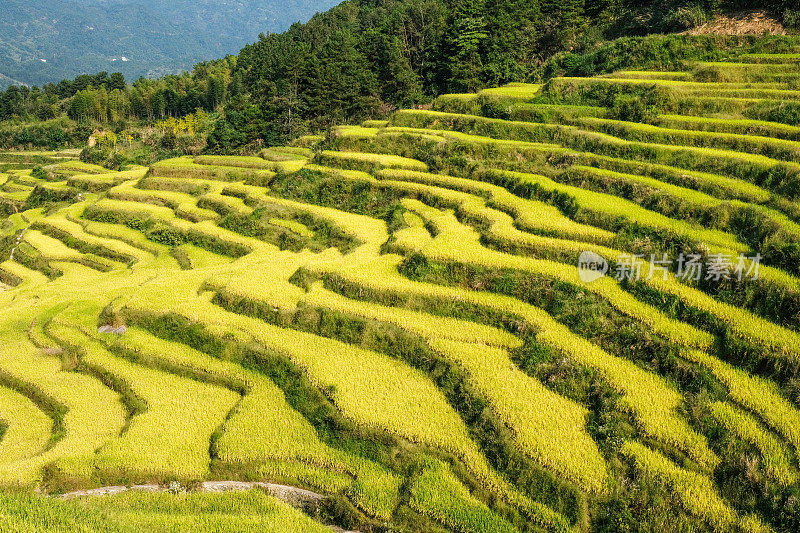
[685,10,786,36]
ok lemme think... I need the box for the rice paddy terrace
[4,50,800,532]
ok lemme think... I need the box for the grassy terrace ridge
[6,55,800,532]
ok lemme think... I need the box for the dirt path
[59,480,326,502]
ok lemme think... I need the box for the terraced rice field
[3,51,800,532]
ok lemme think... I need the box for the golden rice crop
[579,117,800,163]
[401,198,713,349]
[740,53,800,64]
[198,193,253,216]
[268,218,314,238]
[109,181,219,223]
[37,215,149,265]
[0,385,52,465]
[577,152,771,203]
[67,167,149,191]
[478,83,542,99]
[317,150,429,171]
[23,229,106,265]
[492,169,748,254]
[3,490,333,532]
[649,276,800,364]
[119,329,405,518]
[710,401,797,487]
[77,219,163,257]
[430,338,610,493]
[0,260,48,287]
[377,168,615,244]
[659,114,800,141]
[621,441,767,533]
[50,325,239,479]
[152,157,277,183]
[684,350,800,461]
[91,198,178,222]
[315,250,717,469]
[194,155,277,169]
[303,284,609,493]
[573,165,800,238]
[605,70,691,80]
[409,457,522,533]
[117,328,340,470]
[0,325,125,484]
[147,298,554,521]
[333,125,380,139]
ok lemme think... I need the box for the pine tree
[446,0,489,92]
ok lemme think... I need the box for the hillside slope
[3,49,800,532]
[0,0,339,88]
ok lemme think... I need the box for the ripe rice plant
[333,125,380,139]
[0,490,331,532]
[152,299,560,524]
[740,54,800,64]
[116,328,339,469]
[580,153,771,203]
[45,161,113,177]
[303,285,610,493]
[0,326,126,484]
[9,57,800,531]
[376,168,615,244]
[108,181,220,223]
[0,385,52,465]
[76,219,163,258]
[710,401,797,487]
[199,193,253,216]
[659,114,800,142]
[194,155,279,169]
[114,328,405,518]
[268,218,314,238]
[391,109,561,143]
[36,214,150,265]
[684,350,800,462]
[67,167,149,192]
[0,260,48,287]
[648,277,800,365]
[23,229,119,271]
[487,169,749,254]
[429,338,609,493]
[316,150,429,172]
[621,441,767,533]
[262,146,313,160]
[315,247,717,469]
[50,325,239,480]
[478,83,542,99]
[409,457,521,533]
[571,165,800,241]
[151,157,276,185]
[578,117,800,164]
[506,103,608,123]
[605,71,691,80]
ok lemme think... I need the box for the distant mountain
[0,0,340,88]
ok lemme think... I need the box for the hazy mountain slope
[0,0,340,88]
